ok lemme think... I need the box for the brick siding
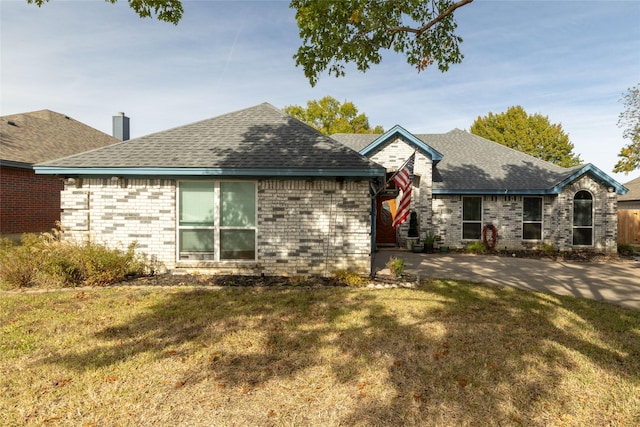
[372,140,618,253]
[0,166,63,235]
[369,139,433,246]
[58,177,372,276]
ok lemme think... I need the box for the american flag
[391,153,415,228]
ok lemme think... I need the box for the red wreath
[482,224,498,249]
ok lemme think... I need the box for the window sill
[176,261,258,268]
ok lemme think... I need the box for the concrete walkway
[373,249,640,310]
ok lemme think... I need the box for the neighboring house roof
[619,176,640,202]
[1,109,119,168]
[332,128,627,195]
[36,103,384,178]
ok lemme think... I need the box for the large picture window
[523,197,542,240]
[573,190,593,246]
[462,196,482,239]
[178,181,256,261]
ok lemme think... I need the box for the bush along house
[35,103,628,277]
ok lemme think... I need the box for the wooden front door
[376,195,397,245]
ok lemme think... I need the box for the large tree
[614,84,640,174]
[292,0,473,86]
[28,0,473,86]
[284,96,384,135]
[470,106,582,168]
[27,0,184,24]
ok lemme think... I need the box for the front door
[376,195,397,245]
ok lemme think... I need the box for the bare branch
[387,0,474,37]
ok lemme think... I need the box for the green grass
[1,280,639,426]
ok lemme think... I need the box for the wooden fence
[618,210,640,245]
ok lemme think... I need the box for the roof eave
[433,188,562,195]
[360,125,444,163]
[33,166,386,178]
[0,159,33,169]
[550,164,628,195]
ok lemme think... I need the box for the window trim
[522,196,543,241]
[176,180,257,262]
[462,196,483,240]
[572,190,593,247]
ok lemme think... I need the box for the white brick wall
[59,177,373,276]
[60,178,176,268]
[369,138,433,245]
[257,179,371,276]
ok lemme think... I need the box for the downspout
[370,183,377,278]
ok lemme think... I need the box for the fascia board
[360,125,444,162]
[33,166,386,178]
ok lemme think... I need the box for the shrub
[0,238,35,288]
[617,243,635,256]
[466,241,486,254]
[386,257,405,277]
[0,231,151,289]
[539,243,557,256]
[334,269,365,287]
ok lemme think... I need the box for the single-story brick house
[1,110,122,238]
[35,103,628,276]
[35,103,385,276]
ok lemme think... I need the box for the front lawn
[1,280,639,426]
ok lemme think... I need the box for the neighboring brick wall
[59,177,373,276]
[369,139,433,245]
[0,166,63,235]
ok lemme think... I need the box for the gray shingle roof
[332,129,591,192]
[38,103,383,177]
[1,109,119,166]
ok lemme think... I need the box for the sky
[1,0,639,184]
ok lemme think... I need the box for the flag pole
[370,151,417,199]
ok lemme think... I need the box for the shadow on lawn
[46,283,640,425]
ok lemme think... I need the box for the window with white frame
[522,197,542,240]
[462,196,482,239]
[178,181,256,261]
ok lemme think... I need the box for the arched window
[573,190,593,246]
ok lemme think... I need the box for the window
[462,196,482,239]
[573,190,593,246]
[523,197,542,240]
[178,181,256,261]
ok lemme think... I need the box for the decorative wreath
[482,224,498,249]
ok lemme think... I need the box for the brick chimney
[112,112,130,141]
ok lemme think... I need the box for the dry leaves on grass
[1,283,639,426]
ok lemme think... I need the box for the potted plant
[423,231,438,253]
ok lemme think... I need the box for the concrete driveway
[373,249,640,310]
